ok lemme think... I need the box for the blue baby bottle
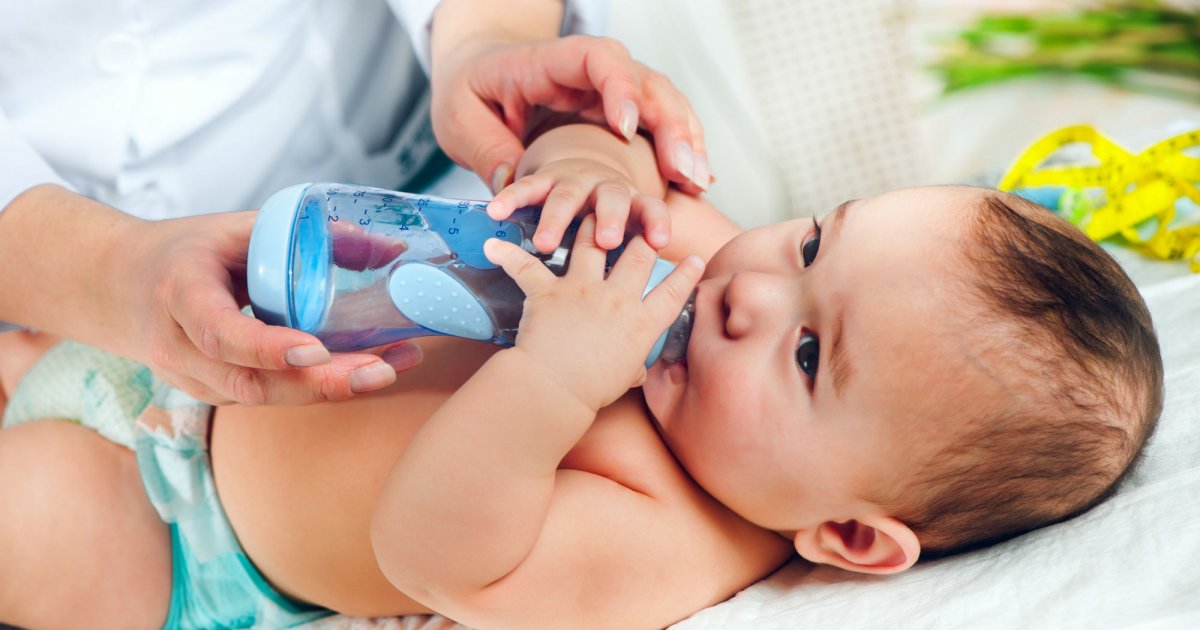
[247,183,693,367]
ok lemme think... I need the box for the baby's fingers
[608,234,661,293]
[566,214,608,278]
[487,174,554,220]
[484,238,556,296]
[534,181,590,253]
[592,182,633,250]
[629,195,671,249]
[644,255,705,324]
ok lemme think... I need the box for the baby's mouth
[716,281,732,340]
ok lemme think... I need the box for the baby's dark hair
[883,189,1163,559]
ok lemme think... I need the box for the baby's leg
[0,419,172,627]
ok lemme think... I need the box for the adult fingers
[574,37,642,142]
[171,339,398,406]
[534,38,709,178]
[170,268,333,370]
[139,211,413,406]
[483,238,557,296]
[153,369,234,406]
[636,71,709,193]
[511,37,637,138]
[461,36,710,192]
[145,324,240,405]
[379,342,425,373]
[433,91,525,194]
[686,109,711,191]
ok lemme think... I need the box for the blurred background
[606,0,1200,236]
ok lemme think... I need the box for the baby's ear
[792,517,920,574]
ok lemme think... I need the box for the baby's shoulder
[563,389,691,496]
[542,390,793,616]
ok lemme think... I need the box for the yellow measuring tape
[998,124,1200,272]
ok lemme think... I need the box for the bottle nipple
[656,292,695,364]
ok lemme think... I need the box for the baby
[0,123,1162,629]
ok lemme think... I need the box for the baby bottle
[247,183,693,367]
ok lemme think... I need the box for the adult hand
[114,210,423,406]
[431,35,711,196]
[0,186,424,406]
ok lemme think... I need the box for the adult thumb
[439,99,526,194]
[472,123,526,194]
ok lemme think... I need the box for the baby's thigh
[0,330,60,397]
[0,420,172,628]
[0,330,61,418]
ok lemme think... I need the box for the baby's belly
[211,338,499,616]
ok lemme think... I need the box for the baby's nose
[723,271,792,338]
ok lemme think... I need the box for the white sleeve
[387,0,610,75]
[0,107,71,213]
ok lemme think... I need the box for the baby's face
[643,186,994,533]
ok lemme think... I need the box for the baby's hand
[486,157,671,254]
[484,216,703,414]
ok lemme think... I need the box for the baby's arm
[371,125,772,628]
[658,186,744,262]
[372,225,707,627]
[488,122,742,256]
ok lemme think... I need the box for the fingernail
[382,343,424,371]
[491,163,513,195]
[651,229,669,246]
[692,155,710,191]
[349,362,396,393]
[618,100,639,141]
[285,344,330,367]
[599,227,621,245]
[673,142,694,183]
[536,231,558,252]
[683,254,705,271]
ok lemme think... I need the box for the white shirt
[0,0,606,220]
[0,0,605,333]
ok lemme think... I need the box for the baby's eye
[796,333,820,385]
[802,217,822,267]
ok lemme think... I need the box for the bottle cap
[247,183,311,327]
